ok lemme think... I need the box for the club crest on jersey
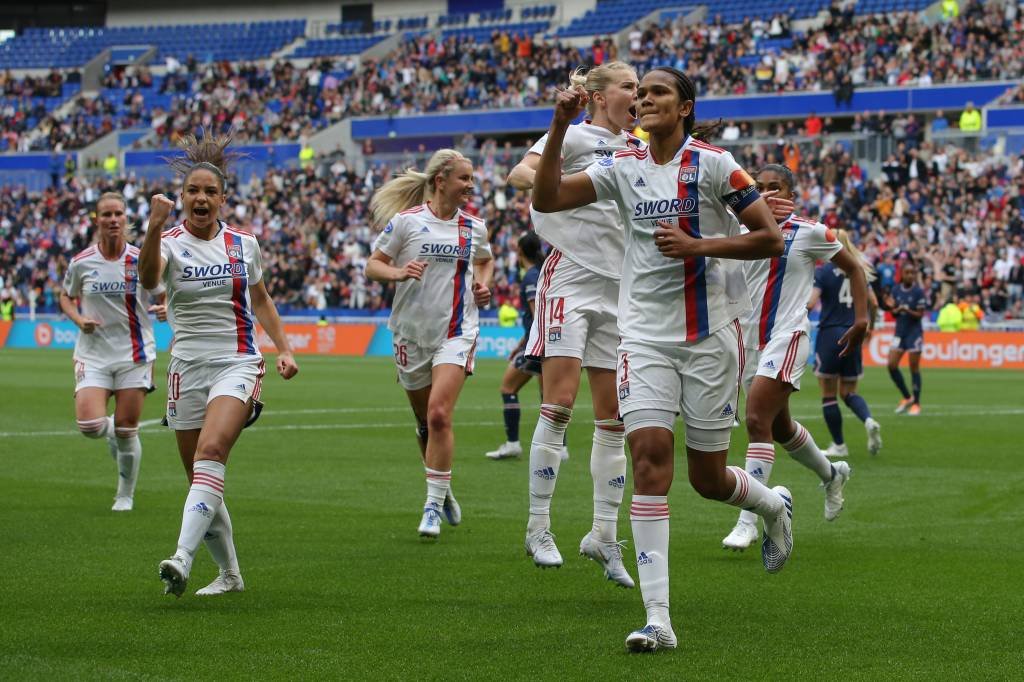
[459,226,471,240]
[227,244,243,260]
[679,165,698,184]
[124,265,137,280]
[547,326,562,343]
[383,222,394,234]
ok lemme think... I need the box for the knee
[195,440,229,461]
[426,404,452,433]
[745,410,772,440]
[838,387,852,400]
[76,416,107,439]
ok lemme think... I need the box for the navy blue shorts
[814,326,863,380]
[892,328,923,353]
[512,348,542,376]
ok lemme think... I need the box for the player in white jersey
[508,62,641,587]
[722,165,870,552]
[533,67,796,652]
[138,132,299,598]
[59,192,166,512]
[366,149,494,539]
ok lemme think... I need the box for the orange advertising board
[862,330,1024,370]
[254,323,377,356]
[0,321,10,348]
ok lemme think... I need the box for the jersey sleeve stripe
[678,149,710,341]
[222,230,256,354]
[123,251,147,363]
[690,139,726,154]
[446,214,472,339]
[72,247,96,262]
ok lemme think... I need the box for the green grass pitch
[1,349,1021,679]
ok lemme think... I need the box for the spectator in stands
[937,299,962,331]
[805,112,823,137]
[959,102,982,132]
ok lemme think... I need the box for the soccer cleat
[443,489,462,526]
[195,569,245,596]
[625,622,678,653]
[579,532,635,588]
[485,441,523,459]
[865,418,882,456]
[525,529,563,568]
[824,442,849,458]
[823,461,851,522]
[418,503,442,538]
[722,519,758,551]
[895,397,914,414]
[158,555,189,597]
[559,446,570,461]
[762,486,793,574]
[111,496,133,512]
[908,404,921,416]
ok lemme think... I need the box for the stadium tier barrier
[2,321,1023,370]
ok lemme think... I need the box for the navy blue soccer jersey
[520,265,540,333]
[814,263,855,329]
[891,283,926,338]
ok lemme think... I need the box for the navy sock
[911,372,921,404]
[888,367,911,399]
[822,398,844,445]
[843,393,872,422]
[501,393,520,442]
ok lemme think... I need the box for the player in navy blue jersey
[884,261,927,416]
[810,230,881,458]
[485,232,554,460]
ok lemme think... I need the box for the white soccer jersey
[374,204,493,348]
[160,221,264,363]
[584,136,760,345]
[62,243,159,366]
[529,121,644,279]
[742,214,843,350]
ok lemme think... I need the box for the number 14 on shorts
[547,297,565,343]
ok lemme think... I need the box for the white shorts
[742,331,809,393]
[526,251,618,370]
[74,358,154,394]
[166,356,265,430]
[393,334,477,391]
[617,320,742,430]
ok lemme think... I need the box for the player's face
[183,168,223,230]
[636,71,692,136]
[437,160,475,207]
[756,170,793,200]
[95,198,126,241]
[594,70,639,131]
[901,264,917,284]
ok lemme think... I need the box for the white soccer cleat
[865,418,882,456]
[111,496,133,512]
[443,489,461,526]
[525,529,563,568]
[559,446,570,461]
[485,441,523,459]
[722,519,758,551]
[824,442,849,458]
[158,555,189,597]
[418,503,442,538]
[579,532,635,588]
[625,622,678,653]
[823,461,851,522]
[762,486,793,574]
[195,569,245,596]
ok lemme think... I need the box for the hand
[397,260,427,282]
[149,194,175,227]
[78,317,100,334]
[653,220,702,259]
[148,304,167,321]
[761,190,795,222]
[277,351,299,379]
[472,281,491,308]
[837,320,869,357]
[552,85,588,126]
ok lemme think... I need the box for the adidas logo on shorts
[720,403,734,418]
[763,360,776,369]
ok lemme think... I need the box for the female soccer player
[721,165,869,552]
[365,149,494,539]
[533,66,793,652]
[885,261,927,415]
[810,229,882,457]
[508,63,641,587]
[60,192,166,511]
[138,133,299,597]
[485,231,545,460]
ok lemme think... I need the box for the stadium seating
[292,35,390,59]
[441,21,550,42]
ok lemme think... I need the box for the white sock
[203,502,240,573]
[175,460,225,570]
[739,442,775,525]
[114,426,141,499]
[76,415,111,439]
[527,404,572,533]
[425,467,450,507]
[591,419,626,542]
[630,494,671,626]
[725,465,782,518]
[783,422,833,483]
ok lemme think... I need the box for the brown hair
[164,129,240,191]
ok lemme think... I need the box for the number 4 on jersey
[838,278,853,307]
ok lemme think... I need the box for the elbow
[531,192,555,213]
[766,232,785,257]
[140,274,158,291]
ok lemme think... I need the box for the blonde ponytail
[836,229,877,283]
[369,149,469,229]
[566,61,637,116]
